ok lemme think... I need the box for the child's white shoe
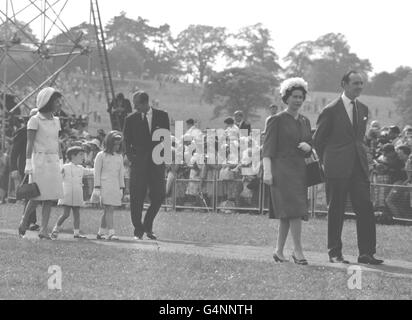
[106,234,119,241]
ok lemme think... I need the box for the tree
[108,44,144,80]
[0,20,42,86]
[204,66,277,119]
[284,33,372,91]
[365,66,412,97]
[176,25,227,84]
[105,12,153,56]
[228,23,281,74]
[48,22,95,47]
[0,20,39,45]
[392,74,412,125]
[105,13,177,77]
[366,72,398,96]
[283,41,314,77]
[393,66,412,81]
[47,22,98,74]
[144,23,178,76]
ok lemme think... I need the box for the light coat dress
[58,163,94,207]
[27,113,63,201]
[93,151,125,206]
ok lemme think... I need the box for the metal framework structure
[0,0,108,149]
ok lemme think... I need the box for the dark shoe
[29,224,40,231]
[358,254,384,265]
[273,253,287,263]
[329,255,350,264]
[96,234,106,240]
[291,254,308,265]
[38,234,53,240]
[134,230,144,239]
[18,226,26,238]
[146,232,157,240]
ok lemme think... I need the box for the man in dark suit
[234,110,251,135]
[313,71,383,265]
[123,91,170,240]
[9,116,39,231]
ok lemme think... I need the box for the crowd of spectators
[366,122,412,220]
[166,111,262,213]
[2,79,412,220]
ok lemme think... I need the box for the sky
[4,0,412,74]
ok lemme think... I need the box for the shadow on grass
[355,263,412,277]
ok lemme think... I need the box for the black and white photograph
[0,0,411,305]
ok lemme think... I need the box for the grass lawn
[1,203,411,299]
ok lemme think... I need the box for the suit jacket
[313,97,369,179]
[238,121,251,135]
[123,108,170,166]
[10,125,27,176]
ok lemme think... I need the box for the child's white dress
[58,163,94,207]
[93,151,125,206]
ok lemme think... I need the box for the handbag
[16,174,41,200]
[306,150,325,187]
[246,177,260,190]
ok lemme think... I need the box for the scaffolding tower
[0,0,116,150]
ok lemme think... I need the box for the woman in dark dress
[263,78,312,265]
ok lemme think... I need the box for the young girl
[51,146,93,239]
[92,131,125,240]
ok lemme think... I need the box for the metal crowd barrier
[6,172,412,223]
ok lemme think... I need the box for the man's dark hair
[397,145,411,156]
[389,125,401,135]
[40,91,62,113]
[224,117,234,125]
[186,118,194,126]
[136,91,149,105]
[381,143,395,154]
[341,70,361,87]
[66,146,84,161]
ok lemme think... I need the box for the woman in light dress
[19,87,64,239]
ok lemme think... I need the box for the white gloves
[93,188,101,197]
[90,188,101,204]
[298,142,312,153]
[11,170,20,180]
[24,159,33,174]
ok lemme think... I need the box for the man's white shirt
[141,107,153,132]
[341,93,356,125]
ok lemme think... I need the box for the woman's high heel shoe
[273,253,287,263]
[291,254,308,265]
